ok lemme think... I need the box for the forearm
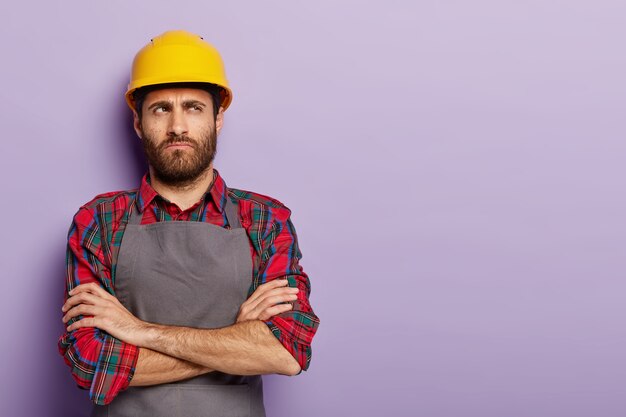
[139,320,301,376]
[129,347,214,386]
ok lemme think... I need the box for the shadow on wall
[112,75,149,181]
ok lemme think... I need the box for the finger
[245,279,289,305]
[63,304,95,323]
[246,279,289,304]
[258,303,293,321]
[256,292,298,311]
[67,316,96,332]
[237,298,293,322]
[63,304,100,323]
[237,288,295,321]
[240,286,298,313]
[248,293,299,318]
[62,292,102,312]
[69,282,111,298]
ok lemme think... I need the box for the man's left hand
[62,282,146,346]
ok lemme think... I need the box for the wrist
[135,321,160,348]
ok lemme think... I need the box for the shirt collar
[136,168,228,214]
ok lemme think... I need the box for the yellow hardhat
[125,30,232,112]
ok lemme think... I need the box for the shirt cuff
[262,319,309,373]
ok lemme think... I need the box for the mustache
[158,135,199,149]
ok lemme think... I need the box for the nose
[167,106,189,137]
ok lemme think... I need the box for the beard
[140,126,217,186]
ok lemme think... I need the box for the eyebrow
[147,99,208,110]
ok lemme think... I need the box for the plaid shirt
[58,169,319,405]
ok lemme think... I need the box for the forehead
[144,87,213,104]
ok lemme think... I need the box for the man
[58,30,320,417]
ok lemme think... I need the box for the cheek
[146,128,165,139]
[189,114,214,130]
[142,123,167,141]
[142,114,169,131]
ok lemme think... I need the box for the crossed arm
[59,204,319,405]
[61,279,302,387]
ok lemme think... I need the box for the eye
[154,105,168,113]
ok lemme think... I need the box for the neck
[148,164,215,211]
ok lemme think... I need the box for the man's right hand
[236,279,299,323]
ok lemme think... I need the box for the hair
[132,81,223,122]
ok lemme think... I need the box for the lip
[166,143,194,150]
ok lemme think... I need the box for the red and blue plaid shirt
[58,169,319,405]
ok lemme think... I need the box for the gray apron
[91,195,266,417]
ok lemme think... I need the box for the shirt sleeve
[57,206,140,405]
[258,206,320,373]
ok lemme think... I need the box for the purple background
[1,1,625,416]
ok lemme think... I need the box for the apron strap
[127,195,143,226]
[224,194,242,229]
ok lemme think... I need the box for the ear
[215,106,225,135]
[132,110,142,139]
